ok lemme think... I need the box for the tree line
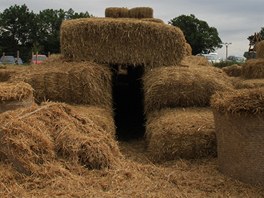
[0,4,91,62]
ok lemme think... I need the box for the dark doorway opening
[111,64,145,141]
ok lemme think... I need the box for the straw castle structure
[0,7,263,197]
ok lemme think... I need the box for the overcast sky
[1,0,263,59]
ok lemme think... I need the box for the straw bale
[256,40,264,58]
[0,66,25,82]
[71,105,115,137]
[43,71,71,103]
[222,64,242,77]
[60,18,186,68]
[181,55,211,67]
[105,7,129,18]
[143,66,234,114]
[213,112,264,186]
[242,58,264,79]
[11,60,113,108]
[0,82,34,113]
[68,63,112,108]
[140,18,164,24]
[185,43,192,56]
[25,73,46,103]
[212,90,264,185]
[128,7,153,18]
[211,88,264,114]
[146,108,216,162]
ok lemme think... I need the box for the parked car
[0,55,16,64]
[227,56,245,63]
[31,54,47,64]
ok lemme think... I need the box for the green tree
[0,4,91,62]
[0,4,37,60]
[36,8,91,54]
[169,14,222,55]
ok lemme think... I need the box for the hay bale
[211,88,264,186]
[146,108,216,162]
[181,55,211,67]
[0,102,122,174]
[185,43,192,56]
[140,18,164,24]
[128,7,153,18]
[242,58,264,79]
[68,63,112,108]
[60,18,186,68]
[25,73,46,104]
[11,60,113,108]
[143,66,234,114]
[256,40,264,59]
[0,66,24,82]
[43,71,71,103]
[0,82,34,113]
[105,7,129,18]
[222,64,242,77]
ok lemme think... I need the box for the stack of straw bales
[232,44,264,89]
[211,88,264,186]
[144,65,234,162]
[60,18,186,68]
[234,58,264,89]
[0,82,34,113]
[0,102,122,175]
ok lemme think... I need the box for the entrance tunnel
[111,65,145,140]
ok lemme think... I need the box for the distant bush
[213,61,243,68]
